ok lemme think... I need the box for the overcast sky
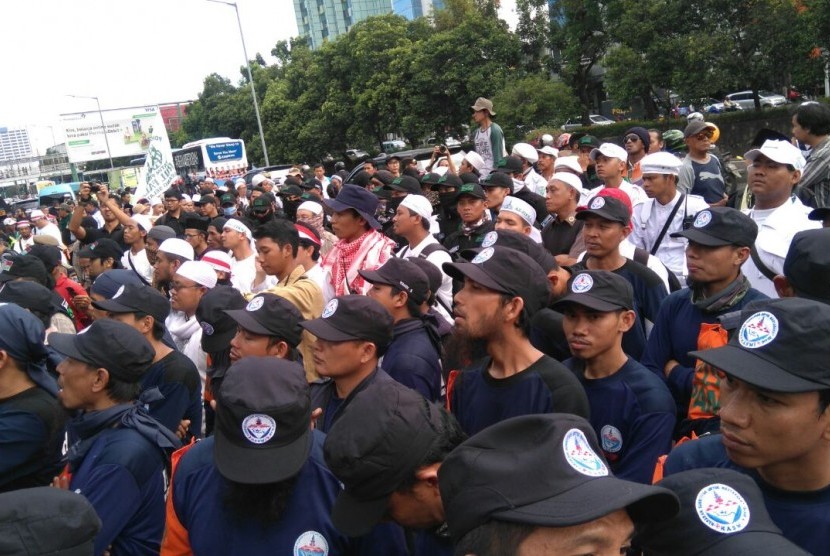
[0,0,517,152]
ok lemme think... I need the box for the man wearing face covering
[0,303,67,492]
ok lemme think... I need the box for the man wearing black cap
[49,319,180,555]
[441,182,494,257]
[225,293,304,365]
[443,245,589,435]
[360,258,443,402]
[570,195,668,360]
[555,270,675,483]
[302,295,397,433]
[438,413,679,554]
[78,238,124,281]
[93,284,202,438]
[324,378,466,556]
[775,228,830,303]
[183,214,211,260]
[480,168,514,217]
[162,357,407,554]
[0,304,66,493]
[643,207,768,431]
[196,194,220,219]
[663,297,830,554]
[250,194,278,224]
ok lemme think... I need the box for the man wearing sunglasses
[678,120,728,206]
[623,127,651,186]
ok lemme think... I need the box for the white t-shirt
[230,253,257,295]
[121,248,153,284]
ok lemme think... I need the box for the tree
[492,75,579,144]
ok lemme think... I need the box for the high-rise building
[392,0,443,19]
[294,0,393,50]
[0,128,32,163]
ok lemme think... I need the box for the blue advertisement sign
[205,141,244,163]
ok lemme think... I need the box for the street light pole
[206,0,270,166]
[67,94,114,171]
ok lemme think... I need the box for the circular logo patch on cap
[293,531,329,556]
[571,273,594,293]
[200,321,215,336]
[738,311,779,349]
[589,196,605,210]
[241,414,276,445]
[113,285,125,299]
[481,231,498,248]
[600,425,623,453]
[322,298,338,318]
[472,247,494,264]
[695,483,751,534]
[246,296,265,312]
[563,428,609,477]
[694,210,712,228]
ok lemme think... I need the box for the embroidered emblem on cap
[322,299,338,318]
[472,247,494,264]
[241,414,276,444]
[481,231,498,248]
[600,425,623,453]
[246,296,265,312]
[695,483,751,534]
[694,210,712,228]
[200,321,215,336]
[294,531,329,556]
[563,428,609,477]
[113,285,125,299]
[460,184,474,193]
[589,197,605,209]
[738,311,779,349]
[571,273,594,293]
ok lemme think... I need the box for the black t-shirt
[82,224,126,250]
[141,351,202,437]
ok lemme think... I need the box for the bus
[173,137,248,181]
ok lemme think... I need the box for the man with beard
[153,238,193,295]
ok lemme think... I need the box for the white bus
[173,137,248,180]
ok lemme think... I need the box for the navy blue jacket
[664,434,830,555]
[381,318,443,402]
[140,350,202,438]
[565,357,675,483]
[169,432,408,555]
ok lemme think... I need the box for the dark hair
[454,520,536,556]
[252,219,299,257]
[818,389,830,414]
[390,285,425,318]
[405,207,431,231]
[133,311,165,341]
[313,163,324,170]
[795,102,830,136]
[222,475,299,526]
[105,373,141,403]
[397,405,467,491]
[298,238,321,262]
[500,293,531,337]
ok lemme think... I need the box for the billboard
[60,105,169,164]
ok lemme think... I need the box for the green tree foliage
[492,75,579,144]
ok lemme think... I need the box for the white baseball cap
[499,196,536,226]
[175,260,217,289]
[551,172,584,195]
[640,152,683,176]
[399,194,433,221]
[554,156,583,175]
[537,146,560,158]
[511,143,538,164]
[590,143,628,163]
[158,238,194,261]
[464,151,485,172]
[744,139,806,172]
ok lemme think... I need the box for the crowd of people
[1,96,830,555]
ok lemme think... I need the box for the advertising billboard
[60,105,169,164]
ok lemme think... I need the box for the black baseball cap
[459,172,480,184]
[300,295,393,348]
[438,413,679,544]
[420,172,442,186]
[214,357,312,484]
[358,258,430,305]
[553,270,634,312]
[78,238,124,261]
[225,293,305,347]
[385,175,421,194]
[576,195,631,226]
[637,468,810,556]
[443,245,551,315]
[492,155,523,174]
[690,297,830,393]
[454,182,486,200]
[808,206,830,222]
[783,228,830,303]
[220,194,236,207]
[323,378,454,536]
[48,319,154,383]
[670,207,758,247]
[480,171,514,191]
[28,244,62,272]
[461,229,557,273]
[0,254,49,284]
[196,285,247,352]
[407,257,443,302]
[92,284,171,324]
[278,184,303,198]
[0,281,54,319]
[433,173,463,191]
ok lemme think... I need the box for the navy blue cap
[92,284,171,325]
[0,303,55,396]
[196,285,247,353]
[90,269,144,299]
[323,184,381,229]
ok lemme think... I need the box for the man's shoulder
[664,434,734,475]
[620,258,665,287]
[617,358,675,413]
[175,437,216,479]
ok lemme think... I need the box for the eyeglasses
[169,282,203,291]
[693,132,713,141]
[183,233,202,239]
[623,135,640,143]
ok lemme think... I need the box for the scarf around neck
[691,274,752,314]
[332,229,372,295]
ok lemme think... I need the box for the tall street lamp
[206,0,270,166]
[67,94,114,171]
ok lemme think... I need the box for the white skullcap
[158,238,194,261]
[297,201,323,216]
[222,218,252,239]
[29,209,45,220]
[251,174,267,187]
[499,196,536,226]
[464,151,485,171]
[399,194,433,221]
[175,260,217,289]
[511,142,538,164]
[551,172,584,195]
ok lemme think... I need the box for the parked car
[382,140,407,154]
[725,90,788,110]
[560,114,615,131]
